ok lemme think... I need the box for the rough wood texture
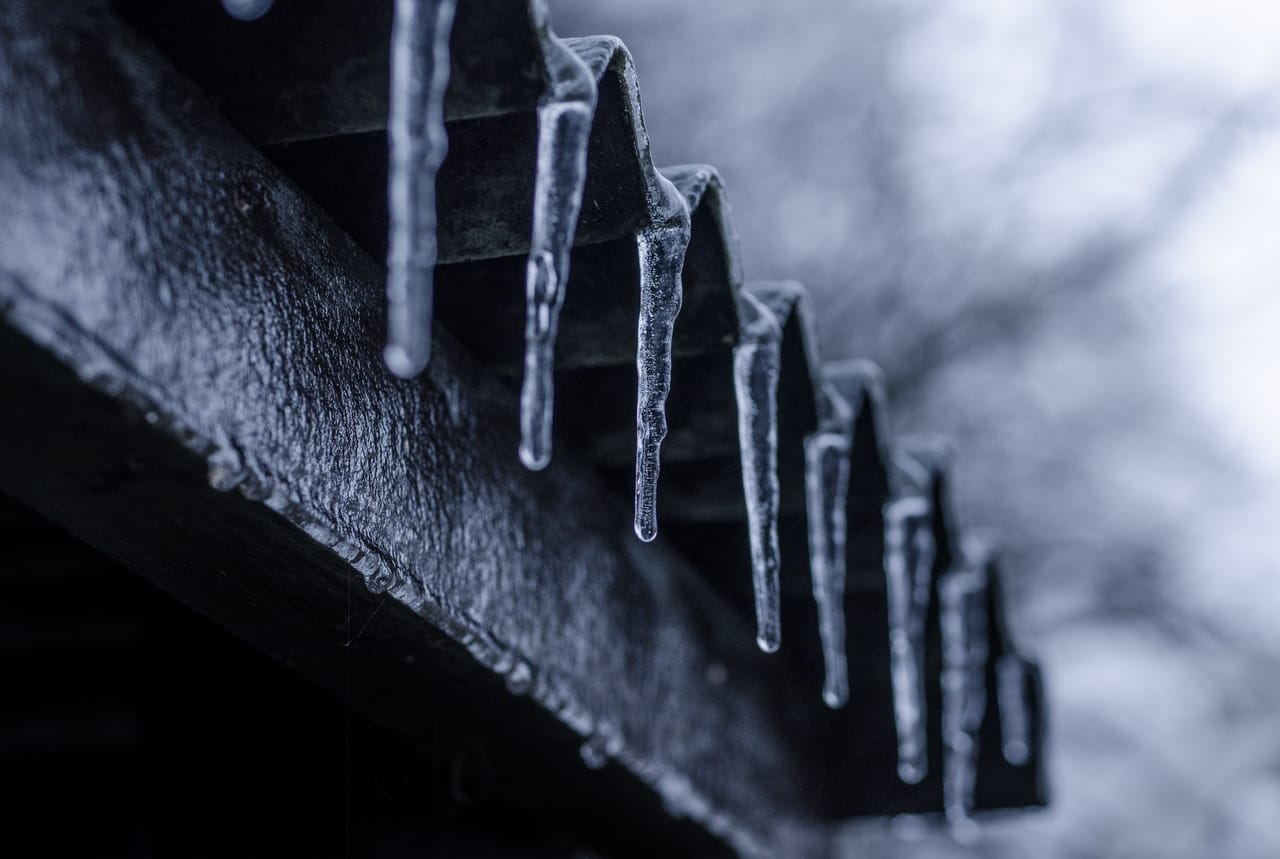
[0,3,826,854]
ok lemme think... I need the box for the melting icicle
[518,39,596,470]
[997,655,1031,765]
[632,188,691,543]
[733,292,783,652]
[805,430,852,706]
[940,561,989,837]
[384,0,457,378]
[884,496,934,782]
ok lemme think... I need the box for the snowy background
[551,1,1280,856]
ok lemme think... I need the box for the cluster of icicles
[378,0,1030,829]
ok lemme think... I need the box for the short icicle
[518,37,597,470]
[384,0,457,378]
[632,180,691,543]
[804,430,852,706]
[733,292,784,653]
[940,557,989,841]
[883,496,933,783]
[997,655,1032,765]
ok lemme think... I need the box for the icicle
[517,39,596,470]
[883,496,932,782]
[940,560,989,838]
[632,183,691,543]
[733,292,783,652]
[908,513,937,732]
[997,655,1031,765]
[384,0,457,378]
[805,430,852,706]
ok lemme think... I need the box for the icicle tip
[898,760,926,785]
[519,443,551,472]
[633,518,658,543]
[755,631,780,654]
[383,342,429,379]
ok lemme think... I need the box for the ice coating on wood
[824,359,893,476]
[940,551,990,838]
[518,34,597,470]
[662,165,726,247]
[733,292,784,652]
[805,428,852,706]
[632,197,690,541]
[998,654,1032,765]
[384,0,456,378]
[883,494,934,783]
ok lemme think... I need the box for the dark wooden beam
[0,3,831,854]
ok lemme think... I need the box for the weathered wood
[0,3,830,854]
[2,0,1049,846]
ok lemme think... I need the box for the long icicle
[884,496,933,782]
[632,181,691,543]
[733,292,784,652]
[518,37,597,470]
[384,0,457,378]
[940,556,989,841]
[805,429,852,705]
[907,507,938,760]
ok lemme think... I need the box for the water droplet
[238,474,271,502]
[364,562,395,594]
[207,466,243,492]
[505,659,533,695]
[579,736,607,770]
